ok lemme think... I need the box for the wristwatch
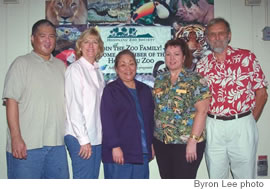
[189,134,201,142]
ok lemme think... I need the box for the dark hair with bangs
[165,38,192,69]
[114,49,137,69]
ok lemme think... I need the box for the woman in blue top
[100,49,155,179]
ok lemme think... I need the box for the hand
[79,143,92,159]
[186,138,197,163]
[11,136,27,159]
[112,147,124,165]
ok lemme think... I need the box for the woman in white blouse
[64,27,105,179]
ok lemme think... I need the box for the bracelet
[189,134,201,142]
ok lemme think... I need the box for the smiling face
[31,24,56,60]
[80,35,99,64]
[165,45,185,73]
[206,22,231,54]
[115,54,137,87]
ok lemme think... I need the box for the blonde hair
[75,27,104,60]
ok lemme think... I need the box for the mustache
[213,40,226,44]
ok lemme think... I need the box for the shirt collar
[79,56,99,69]
[31,51,54,63]
[176,69,188,82]
[165,68,187,79]
[161,68,188,85]
[211,45,233,61]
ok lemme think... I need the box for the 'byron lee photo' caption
[194,180,266,189]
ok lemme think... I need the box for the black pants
[153,137,205,179]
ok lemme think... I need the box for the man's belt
[207,111,252,121]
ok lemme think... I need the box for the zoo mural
[45,0,214,86]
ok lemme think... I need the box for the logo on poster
[107,27,154,42]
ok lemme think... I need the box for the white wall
[0,0,269,179]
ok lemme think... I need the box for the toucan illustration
[132,1,173,25]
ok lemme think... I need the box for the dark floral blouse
[153,68,211,144]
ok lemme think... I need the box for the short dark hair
[32,19,56,36]
[205,17,231,35]
[114,49,137,69]
[165,38,192,69]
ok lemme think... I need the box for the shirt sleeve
[250,53,268,90]
[2,58,25,102]
[65,64,89,145]
[196,56,207,77]
[153,76,162,121]
[192,74,211,103]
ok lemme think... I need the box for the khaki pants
[205,114,258,179]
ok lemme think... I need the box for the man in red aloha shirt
[196,17,268,179]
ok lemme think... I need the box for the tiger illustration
[174,24,211,70]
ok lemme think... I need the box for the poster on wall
[46,0,88,25]
[175,0,214,25]
[87,0,131,24]
[131,0,214,26]
[174,24,211,70]
[54,25,87,66]
[45,0,214,85]
[98,26,171,86]
[173,0,214,70]
[129,0,214,71]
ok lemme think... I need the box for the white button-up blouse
[65,56,105,145]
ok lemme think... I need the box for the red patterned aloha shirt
[196,46,268,116]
